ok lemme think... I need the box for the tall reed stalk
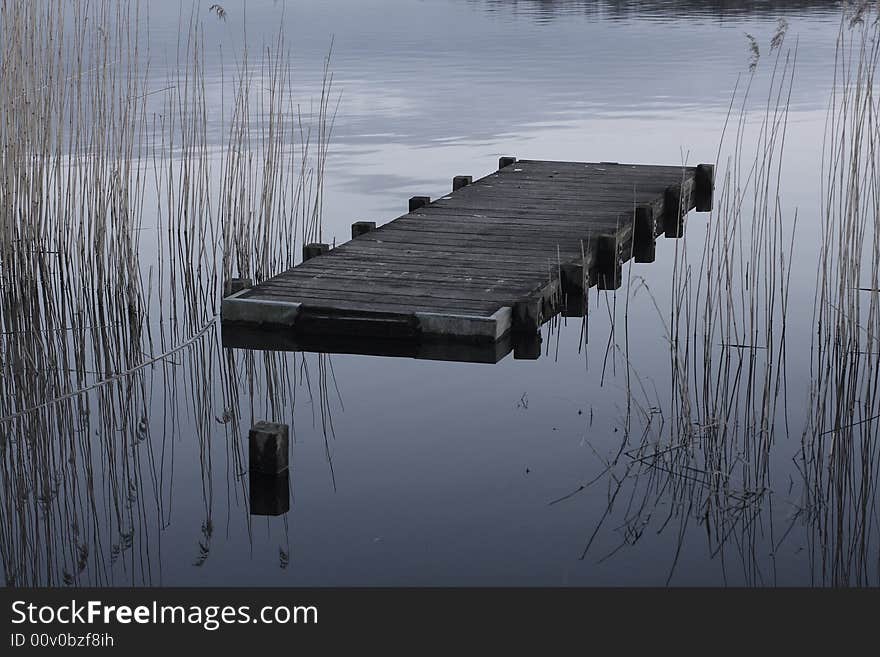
[0,0,336,586]
[805,1,880,586]
[572,21,798,584]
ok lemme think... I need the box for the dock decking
[221,158,712,344]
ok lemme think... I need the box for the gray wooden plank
[332,241,583,264]
[294,253,576,277]
[247,288,502,314]
[352,230,599,251]
[262,272,537,299]
[277,265,545,287]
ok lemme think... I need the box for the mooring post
[409,196,430,212]
[248,422,290,515]
[513,296,542,334]
[560,261,586,296]
[664,185,684,238]
[223,277,252,298]
[249,421,289,475]
[513,332,542,360]
[498,156,517,169]
[452,175,472,191]
[633,205,656,263]
[351,221,377,238]
[562,292,586,318]
[695,163,715,212]
[595,235,622,290]
[302,243,330,262]
[250,470,290,517]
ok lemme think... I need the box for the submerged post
[663,184,684,238]
[513,296,542,334]
[560,262,586,296]
[452,175,472,191]
[249,421,289,475]
[513,332,542,360]
[595,235,621,290]
[409,196,430,212]
[248,422,290,516]
[351,221,377,238]
[562,292,586,318]
[303,243,330,261]
[695,163,714,212]
[250,470,290,516]
[498,156,517,169]
[633,205,656,263]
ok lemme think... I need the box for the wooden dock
[221,158,712,346]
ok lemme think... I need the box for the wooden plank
[299,251,575,275]
[351,230,602,251]
[331,241,583,265]
[281,264,544,286]
[293,258,562,280]
[255,278,537,304]
[246,289,501,315]
[406,212,633,229]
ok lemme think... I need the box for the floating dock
[221,158,712,346]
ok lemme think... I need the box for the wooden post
[452,175,472,191]
[223,277,252,298]
[562,292,586,318]
[695,163,714,212]
[409,196,430,212]
[513,296,542,334]
[302,243,330,261]
[351,221,376,238]
[249,421,289,475]
[250,471,290,516]
[633,205,656,263]
[560,261,585,295]
[664,185,684,238]
[595,235,621,290]
[513,332,542,360]
[498,156,517,169]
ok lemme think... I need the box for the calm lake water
[4,0,872,587]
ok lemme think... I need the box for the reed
[570,7,880,586]
[0,0,336,585]
[804,0,880,586]
[569,20,799,584]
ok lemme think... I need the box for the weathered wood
[453,175,472,191]
[664,185,685,238]
[561,292,587,318]
[222,158,702,346]
[303,243,330,261]
[253,288,498,313]
[351,221,377,238]
[224,277,252,298]
[222,323,515,364]
[633,205,656,263]
[250,471,290,516]
[695,163,714,212]
[595,235,622,291]
[409,196,431,212]
[249,421,289,475]
[513,333,542,360]
[513,296,543,334]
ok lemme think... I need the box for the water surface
[1,0,865,587]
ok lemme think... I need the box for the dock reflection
[222,324,544,364]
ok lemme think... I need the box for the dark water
[3,1,868,587]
